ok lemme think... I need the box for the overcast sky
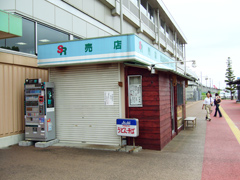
[162,0,240,89]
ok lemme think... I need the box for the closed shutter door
[50,64,121,146]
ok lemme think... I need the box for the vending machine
[24,79,55,141]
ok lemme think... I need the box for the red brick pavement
[201,100,240,180]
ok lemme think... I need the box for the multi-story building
[0,0,197,150]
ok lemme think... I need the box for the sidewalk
[0,100,240,180]
[162,100,207,180]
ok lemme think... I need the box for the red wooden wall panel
[159,73,172,149]
[125,66,182,150]
[125,67,161,150]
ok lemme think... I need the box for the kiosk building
[0,0,197,150]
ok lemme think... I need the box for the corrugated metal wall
[0,63,48,138]
[50,64,121,146]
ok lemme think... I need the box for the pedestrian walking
[207,90,213,114]
[202,92,214,121]
[214,93,222,117]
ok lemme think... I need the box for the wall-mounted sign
[128,75,142,107]
[116,118,139,137]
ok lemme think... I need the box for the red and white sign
[116,119,139,137]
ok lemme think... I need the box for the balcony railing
[107,0,184,60]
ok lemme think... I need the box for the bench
[184,117,196,129]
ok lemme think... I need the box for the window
[160,20,165,33]
[0,16,81,55]
[128,75,142,107]
[140,0,154,22]
[37,23,69,45]
[179,43,183,51]
[166,27,169,38]
[0,18,35,54]
[177,84,183,105]
[140,0,147,10]
[0,39,5,47]
[130,0,139,7]
[148,3,154,22]
[168,29,174,41]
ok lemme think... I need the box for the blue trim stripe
[116,119,137,125]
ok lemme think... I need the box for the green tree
[225,57,236,100]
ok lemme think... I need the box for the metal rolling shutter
[50,64,121,146]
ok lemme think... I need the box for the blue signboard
[38,34,175,71]
[134,36,175,69]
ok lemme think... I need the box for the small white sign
[129,84,142,105]
[48,122,52,131]
[47,108,55,112]
[104,91,114,105]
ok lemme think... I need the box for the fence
[186,90,201,101]
[0,63,48,138]
[186,85,221,102]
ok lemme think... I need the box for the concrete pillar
[120,0,123,34]
[164,23,167,49]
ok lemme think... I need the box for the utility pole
[205,77,208,87]
[201,72,202,85]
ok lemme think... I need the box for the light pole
[205,77,208,87]
[184,60,196,75]
[148,60,196,74]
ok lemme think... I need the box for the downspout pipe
[120,0,123,34]
[184,44,186,75]
[157,9,160,50]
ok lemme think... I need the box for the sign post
[116,118,139,149]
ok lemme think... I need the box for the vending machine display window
[47,88,54,108]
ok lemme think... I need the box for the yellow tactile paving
[220,106,240,144]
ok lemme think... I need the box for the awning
[124,62,194,81]
[37,33,195,80]
[38,34,176,70]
